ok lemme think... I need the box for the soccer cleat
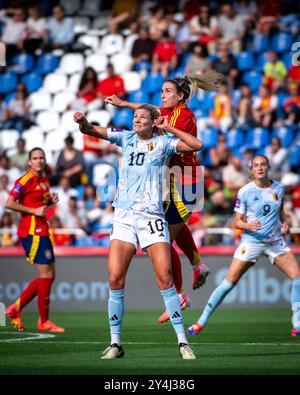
[6,304,25,331]
[37,318,65,333]
[292,328,300,337]
[101,343,125,359]
[157,293,191,324]
[193,262,210,290]
[187,322,204,335]
[178,343,196,360]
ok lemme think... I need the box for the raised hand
[73,111,88,132]
[105,95,123,107]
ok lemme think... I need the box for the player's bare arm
[234,212,261,231]
[280,203,290,235]
[5,195,47,217]
[73,111,109,140]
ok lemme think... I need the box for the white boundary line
[0,331,55,343]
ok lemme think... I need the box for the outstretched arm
[105,95,160,111]
[73,111,109,140]
[5,195,47,217]
[155,116,203,152]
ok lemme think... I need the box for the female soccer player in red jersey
[105,71,223,322]
[5,147,64,333]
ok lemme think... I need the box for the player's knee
[156,270,173,290]
[109,273,125,290]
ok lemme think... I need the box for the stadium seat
[122,71,142,92]
[199,91,216,116]
[272,126,295,148]
[73,132,84,151]
[226,129,245,149]
[67,73,81,93]
[134,60,151,74]
[92,14,110,30]
[290,141,300,168]
[198,127,218,149]
[110,53,133,75]
[29,91,52,113]
[77,34,100,52]
[141,73,164,94]
[21,72,43,93]
[44,130,68,152]
[60,0,80,15]
[100,34,124,56]
[128,90,150,104]
[3,92,15,104]
[57,53,85,75]
[85,53,108,73]
[0,130,19,150]
[236,52,254,71]
[254,51,268,72]
[199,149,212,167]
[123,33,139,55]
[271,32,293,53]
[87,110,111,127]
[52,92,76,112]
[150,91,162,106]
[188,93,202,111]
[60,110,78,132]
[242,71,263,92]
[282,52,292,69]
[0,72,18,94]
[42,73,68,94]
[79,0,102,16]
[92,162,116,187]
[10,54,34,74]
[22,128,44,150]
[112,108,133,129]
[251,33,269,53]
[246,128,270,149]
[36,110,60,132]
[73,16,90,34]
[33,54,59,75]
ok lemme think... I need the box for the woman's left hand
[155,116,170,131]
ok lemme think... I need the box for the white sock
[177,332,188,345]
[111,333,121,346]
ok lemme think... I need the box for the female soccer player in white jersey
[188,155,300,337]
[73,104,203,359]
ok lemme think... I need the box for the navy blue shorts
[20,235,55,264]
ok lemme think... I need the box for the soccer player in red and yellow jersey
[105,71,223,323]
[5,147,64,333]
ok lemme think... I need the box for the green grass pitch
[0,309,299,375]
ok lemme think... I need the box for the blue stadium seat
[226,129,245,149]
[199,91,215,116]
[34,54,60,75]
[242,71,263,92]
[141,73,164,94]
[246,128,270,149]
[251,33,269,53]
[290,142,300,168]
[188,93,202,111]
[3,92,16,104]
[254,51,268,72]
[282,52,292,69]
[10,54,34,74]
[150,91,162,106]
[276,91,289,107]
[21,73,43,93]
[112,108,133,129]
[236,52,254,71]
[0,72,18,94]
[199,149,212,167]
[134,60,151,73]
[272,126,295,148]
[128,90,150,104]
[198,127,218,149]
[271,33,293,53]
[231,89,241,107]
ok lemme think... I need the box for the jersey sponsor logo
[111,128,123,133]
[273,193,278,201]
[13,183,23,195]
[235,198,240,208]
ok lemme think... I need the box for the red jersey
[9,171,50,238]
[96,76,126,97]
[161,104,199,184]
[153,42,177,62]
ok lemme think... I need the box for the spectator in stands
[131,25,156,67]
[0,174,9,219]
[96,63,126,102]
[0,155,20,188]
[263,51,287,92]
[236,83,253,127]
[0,211,18,247]
[252,84,278,128]
[0,7,27,61]
[276,82,300,127]
[23,5,49,54]
[3,83,33,134]
[51,176,78,213]
[54,134,86,188]
[147,4,170,41]
[209,132,231,169]
[57,196,87,232]
[218,3,246,54]
[288,65,300,84]
[10,137,28,172]
[46,5,74,52]
[67,67,99,112]
[185,43,211,75]
[48,216,72,246]
[151,30,178,78]
[222,155,248,197]
[210,189,234,219]
[212,42,239,90]
[209,81,233,132]
[189,209,219,246]
[264,136,288,177]
[189,5,220,54]
[234,0,258,22]
[168,13,190,55]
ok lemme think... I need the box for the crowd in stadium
[0,0,300,247]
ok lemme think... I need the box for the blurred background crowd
[0,0,300,247]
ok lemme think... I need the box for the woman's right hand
[247,220,261,232]
[73,111,88,132]
[105,95,123,107]
[33,206,47,217]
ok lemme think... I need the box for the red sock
[175,224,201,267]
[171,246,183,294]
[17,278,40,311]
[38,277,54,323]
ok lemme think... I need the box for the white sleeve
[165,137,179,156]
[106,128,125,147]
[234,189,246,214]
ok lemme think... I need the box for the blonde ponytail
[184,71,224,100]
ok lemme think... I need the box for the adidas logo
[109,314,118,321]
[208,303,212,308]
[158,233,165,237]
[128,143,134,147]
[254,197,259,201]
[172,311,181,319]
